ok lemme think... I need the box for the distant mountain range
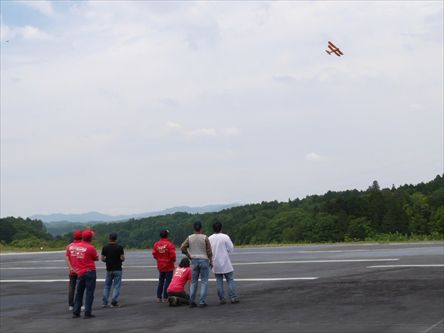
[31,203,240,224]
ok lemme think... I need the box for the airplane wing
[328,41,338,49]
[334,50,342,57]
[337,49,344,55]
[328,44,336,51]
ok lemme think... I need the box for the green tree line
[1,175,443,249]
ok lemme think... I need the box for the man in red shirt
[72,230,99,319]
[152,230,176,303]
[65,230,82,311]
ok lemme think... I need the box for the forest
[1,175,443,249]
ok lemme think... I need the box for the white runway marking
[7,260,65,264]
[1,265,157,270]
[233,258,400,266]
[233,249,367,255]
[0,277,318,283]
[0,259,399,270]
[299,249,367,253]
[1,258,399,270]
[421,318,444,333]
[0,251,65,256]
[368,264,444,268]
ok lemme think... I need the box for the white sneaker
[69,306,73,311]
[81,306,85,312]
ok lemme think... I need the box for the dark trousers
[157,271,173,299]
[73,270,96,316]
[68,274,78,307]
[168,291,190,305]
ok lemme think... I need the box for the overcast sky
[1,1,443,218]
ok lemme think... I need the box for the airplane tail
[325,50,332,55]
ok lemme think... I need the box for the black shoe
[219,299,226,305]
[84,314,96,319]
[189,302,197,308]
[198,303,207,308]
[168,296,178,307]
[231,299,240,304]
[110,302,120,308]
[72,314,80,318]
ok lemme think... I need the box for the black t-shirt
[101,243,124,271]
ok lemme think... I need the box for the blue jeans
[215,271,237,301]
[190,258,210,305]
[73,270,96,316]
[102,270,122,305]
[157,271,173,299]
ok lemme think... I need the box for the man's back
[209,233,234,274]
[75,241,98,276]
[102,243,124,271]
[184,234,210,260]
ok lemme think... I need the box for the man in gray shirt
[180,221,213,308]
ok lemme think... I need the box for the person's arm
[226,236,234,254]
[120,247,125,262]
[185,268,192,293]
[180,237,190,258]
[205,236,213,264]
[169,242,177,264]
[65,254,74,273]
[152,243,157,260]
[65,246,76,274]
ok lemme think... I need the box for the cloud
[19,25,53,40]
[222,127,240,136]
[410,103,424,110]
[164,124,239,137]
[306,152,325,162]
[0,23,52,41]
[0,22,12,42]
[187,128,217,137]
[165,121,182,129]
[18,0,55,17]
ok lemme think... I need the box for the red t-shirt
[167,267,192,293]
[68,241,98,277]
[152,238,176,272]
[66,240,81,276]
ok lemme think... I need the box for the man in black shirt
[101,232,125,307]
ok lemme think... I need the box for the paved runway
[1,242,443,333]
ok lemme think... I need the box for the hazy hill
[30,203,239,231]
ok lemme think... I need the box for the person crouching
[167,257,192,306]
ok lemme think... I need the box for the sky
[0,1,443,218]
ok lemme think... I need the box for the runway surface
[1,242,443,333]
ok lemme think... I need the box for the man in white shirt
[208,221,239,304]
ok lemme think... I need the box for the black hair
[160,230,169,238]
[213,221,222,233]
[109,232,118,241]
[179,257,190,268]
[193,221,202,232]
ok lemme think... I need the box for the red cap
[73,230,82,240]
[82,229,95,240]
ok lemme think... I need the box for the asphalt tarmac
[1,242,443,333]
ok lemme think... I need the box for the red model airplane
[325,41,343,57]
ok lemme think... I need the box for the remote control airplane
[325,41,343,57]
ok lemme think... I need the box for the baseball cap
[73,230,82,240]
[82,229,95,240]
